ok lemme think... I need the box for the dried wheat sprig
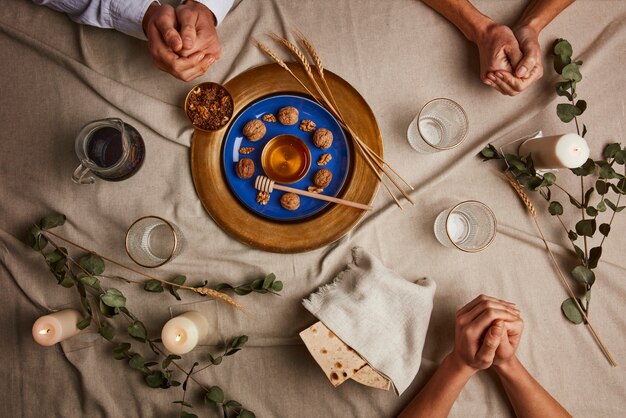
[43,229,244,310]
[504,175,616,366]
[264,34,413,206]
[292,30,414,192]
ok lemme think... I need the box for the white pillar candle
[518,133,589,169]
[161,311,209,355]
[32,309,82,346]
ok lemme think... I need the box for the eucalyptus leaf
[173,401,194,408]
[128,320,147,342]
[79,275,101,291]
[556,103,581,123]
[112,343,131,360]
[573,245,585,263]
[575,219,596,237]
[210,355,223,365]
[542,172,556,186]
[588,247,602,270]
[59,271,75,288]
[599,223,610,237]
[238,410,256,418]
[76,316,91,330]
[262,273,276,289]
[561,63,582,82]
[99,323,114,341]
[224,400,242,408]
[145,371,168,388]
[615,150,626,165]
[40,213,66,230]
[129,354,146,372]
[79,254,105,276]
[585,207,598,217]
[575,100,587,114]
[595,180,608,195]
[101,288,126,308]
[205,386,224,405]
[234,288,253,296]
[144,279,164,293]
[250,279,264,290]
[571,265,595,285]
[561,298,584,325]
[570,159,595,177]
[168,275,186,301]
[272,281,284,292]
[582,124,587,138]
[99,299,118,317]
[553,39,573,58]
[555,81,572,99]
[567,230,578,241]
[162,354,181,369]
[603,143,621,159]
[28,225,48,251]
[605,199,618,211]
[548,201,563,216]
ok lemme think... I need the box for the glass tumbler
[433,201,496,252]
[125,216,184,268]
[407,98,469,153]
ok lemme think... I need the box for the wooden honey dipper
[254,176,373,211]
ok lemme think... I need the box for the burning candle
[161,311,209,355]
[32,309,82,346]
[518,133,589,169]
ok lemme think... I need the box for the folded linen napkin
[302,247,436,395]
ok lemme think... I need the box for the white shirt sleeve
[190,0,234,26]
[32,0,157,40]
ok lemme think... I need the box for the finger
[457,295,518,319]
[462,300,520,325]
[154,6,183,52]
[467,308,521,338]
[475,320,505,367]
[504,44,524,71]
[177,7,198,50]
[504,318,524,340]
[177,55,215,82]
[492,72,520,96]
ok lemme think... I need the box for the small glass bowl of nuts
[184,82,234,132]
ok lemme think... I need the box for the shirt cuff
[110,0,159,40]
[191,0,233,26]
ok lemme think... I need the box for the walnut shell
[313,128,333,149]
[235,158,255,179]
[280,193,300,210]
[278,106,299,126]
[242,119,266,141]
[313,168,332,188]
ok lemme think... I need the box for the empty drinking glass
[125,216,184,268]
[407,98,469,153]
[433,201,496,252]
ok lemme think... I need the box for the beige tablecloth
[1,1,625,417]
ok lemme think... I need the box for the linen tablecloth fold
[302,247,436,395]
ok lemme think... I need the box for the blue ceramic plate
[222,94,350,221]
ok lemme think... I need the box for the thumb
[515,54,539,78]
[475,321,504,366]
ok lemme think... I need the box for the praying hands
[422,0,574,96]
[398,295,571,418]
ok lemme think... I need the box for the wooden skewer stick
[254,176,373,211]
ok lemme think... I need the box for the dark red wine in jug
[86,127,124,168]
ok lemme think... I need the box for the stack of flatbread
[300,321,391,391]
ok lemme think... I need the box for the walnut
[278,106,299,125]
[262,113,277,123]
[307,186,324,193]
[313,128,333,149]
[317,153,332,166]
[299,119,316,132]
[239,147,255,155]
[313,168,332,188]
[280,193,300,210]
[242,119,266,141]
[235,158,255,179]
[256,191,270,205]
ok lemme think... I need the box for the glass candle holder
[407,98,469,153]
[125,216,184,268]
[433,201,496,252]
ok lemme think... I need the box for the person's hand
[142,2,218,81]
[487,25,544,96]
[174,1,222,61]
[493,310,524,367]
[473,22,523,91]
[449,295,521,372]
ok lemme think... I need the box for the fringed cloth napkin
[302,247,436,395]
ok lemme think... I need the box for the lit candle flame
[175,333,182,342]
[39,328,51,335]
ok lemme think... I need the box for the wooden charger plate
[190,63,382,253]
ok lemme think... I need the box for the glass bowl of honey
[261,134,311,184]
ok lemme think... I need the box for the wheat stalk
[504,174,616,366]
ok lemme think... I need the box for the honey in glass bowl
[261,134,312,184]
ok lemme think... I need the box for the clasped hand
[142,1,221,81]
[449,294,524,372]
[476,22,543,96]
